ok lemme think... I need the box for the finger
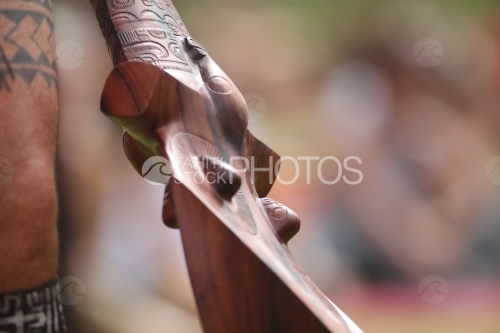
[163,182,177,229]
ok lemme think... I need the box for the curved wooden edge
[101,61,163,118]
[246,131,281,198]
[172,180,332,333]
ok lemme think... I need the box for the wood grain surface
[90,0,363,332]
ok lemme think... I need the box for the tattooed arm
[0,0,59,293]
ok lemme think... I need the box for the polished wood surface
[172,181,330,333]
[89,0,363,332]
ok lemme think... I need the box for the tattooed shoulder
[0,0,57,89]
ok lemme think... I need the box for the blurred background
[53,0,500,332]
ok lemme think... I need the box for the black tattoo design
[0,278,68,333]
[0,0,57,88]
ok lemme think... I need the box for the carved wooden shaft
[89,0,302,240]
[92,1,363,331]
[90,0,192,69]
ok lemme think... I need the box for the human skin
[0,0,59,293]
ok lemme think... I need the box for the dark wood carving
[89,0,363,332]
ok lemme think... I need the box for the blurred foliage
[177,0,500,35]
[172,0,500,78]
